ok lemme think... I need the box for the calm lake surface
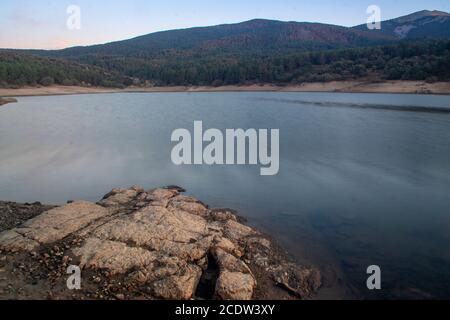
[1,92,450,299]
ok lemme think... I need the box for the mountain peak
[9,9,450,55]
[391,9,450,23]
[353,9,450,39]
[426,10,450,16]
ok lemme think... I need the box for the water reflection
[0,92,449,299]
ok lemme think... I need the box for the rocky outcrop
[0,187,321,300]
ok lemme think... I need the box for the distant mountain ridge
[27,19,395,59]
[1,10,449,88]
[10,9,448,59]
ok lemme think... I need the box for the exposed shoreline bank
[0,186,321,300]
[1,80,450,98]
[0,97,18,106]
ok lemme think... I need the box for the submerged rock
[0,187,321,300]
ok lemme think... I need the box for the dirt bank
[0,81,449,98]
[0,97,18,106]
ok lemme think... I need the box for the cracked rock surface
[0,186,321,300]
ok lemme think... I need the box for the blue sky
[0,0,449,49]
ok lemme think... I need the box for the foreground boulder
[0,187,321,300]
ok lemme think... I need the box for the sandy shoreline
[1,81,450,97]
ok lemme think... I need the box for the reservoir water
[1,92,449,299]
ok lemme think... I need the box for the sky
[0,0,449,49]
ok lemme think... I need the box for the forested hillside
[0,52,131,88]
[3,39,448,88]
[97,39,450,85]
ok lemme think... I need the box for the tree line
[1,39,449,88]
[0,52,131,88]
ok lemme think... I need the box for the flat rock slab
[0,202,109,252]
[0,187,321,300]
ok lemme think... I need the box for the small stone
[165,186,186,193]
[131,186,144,193]
[115,293,125,300]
